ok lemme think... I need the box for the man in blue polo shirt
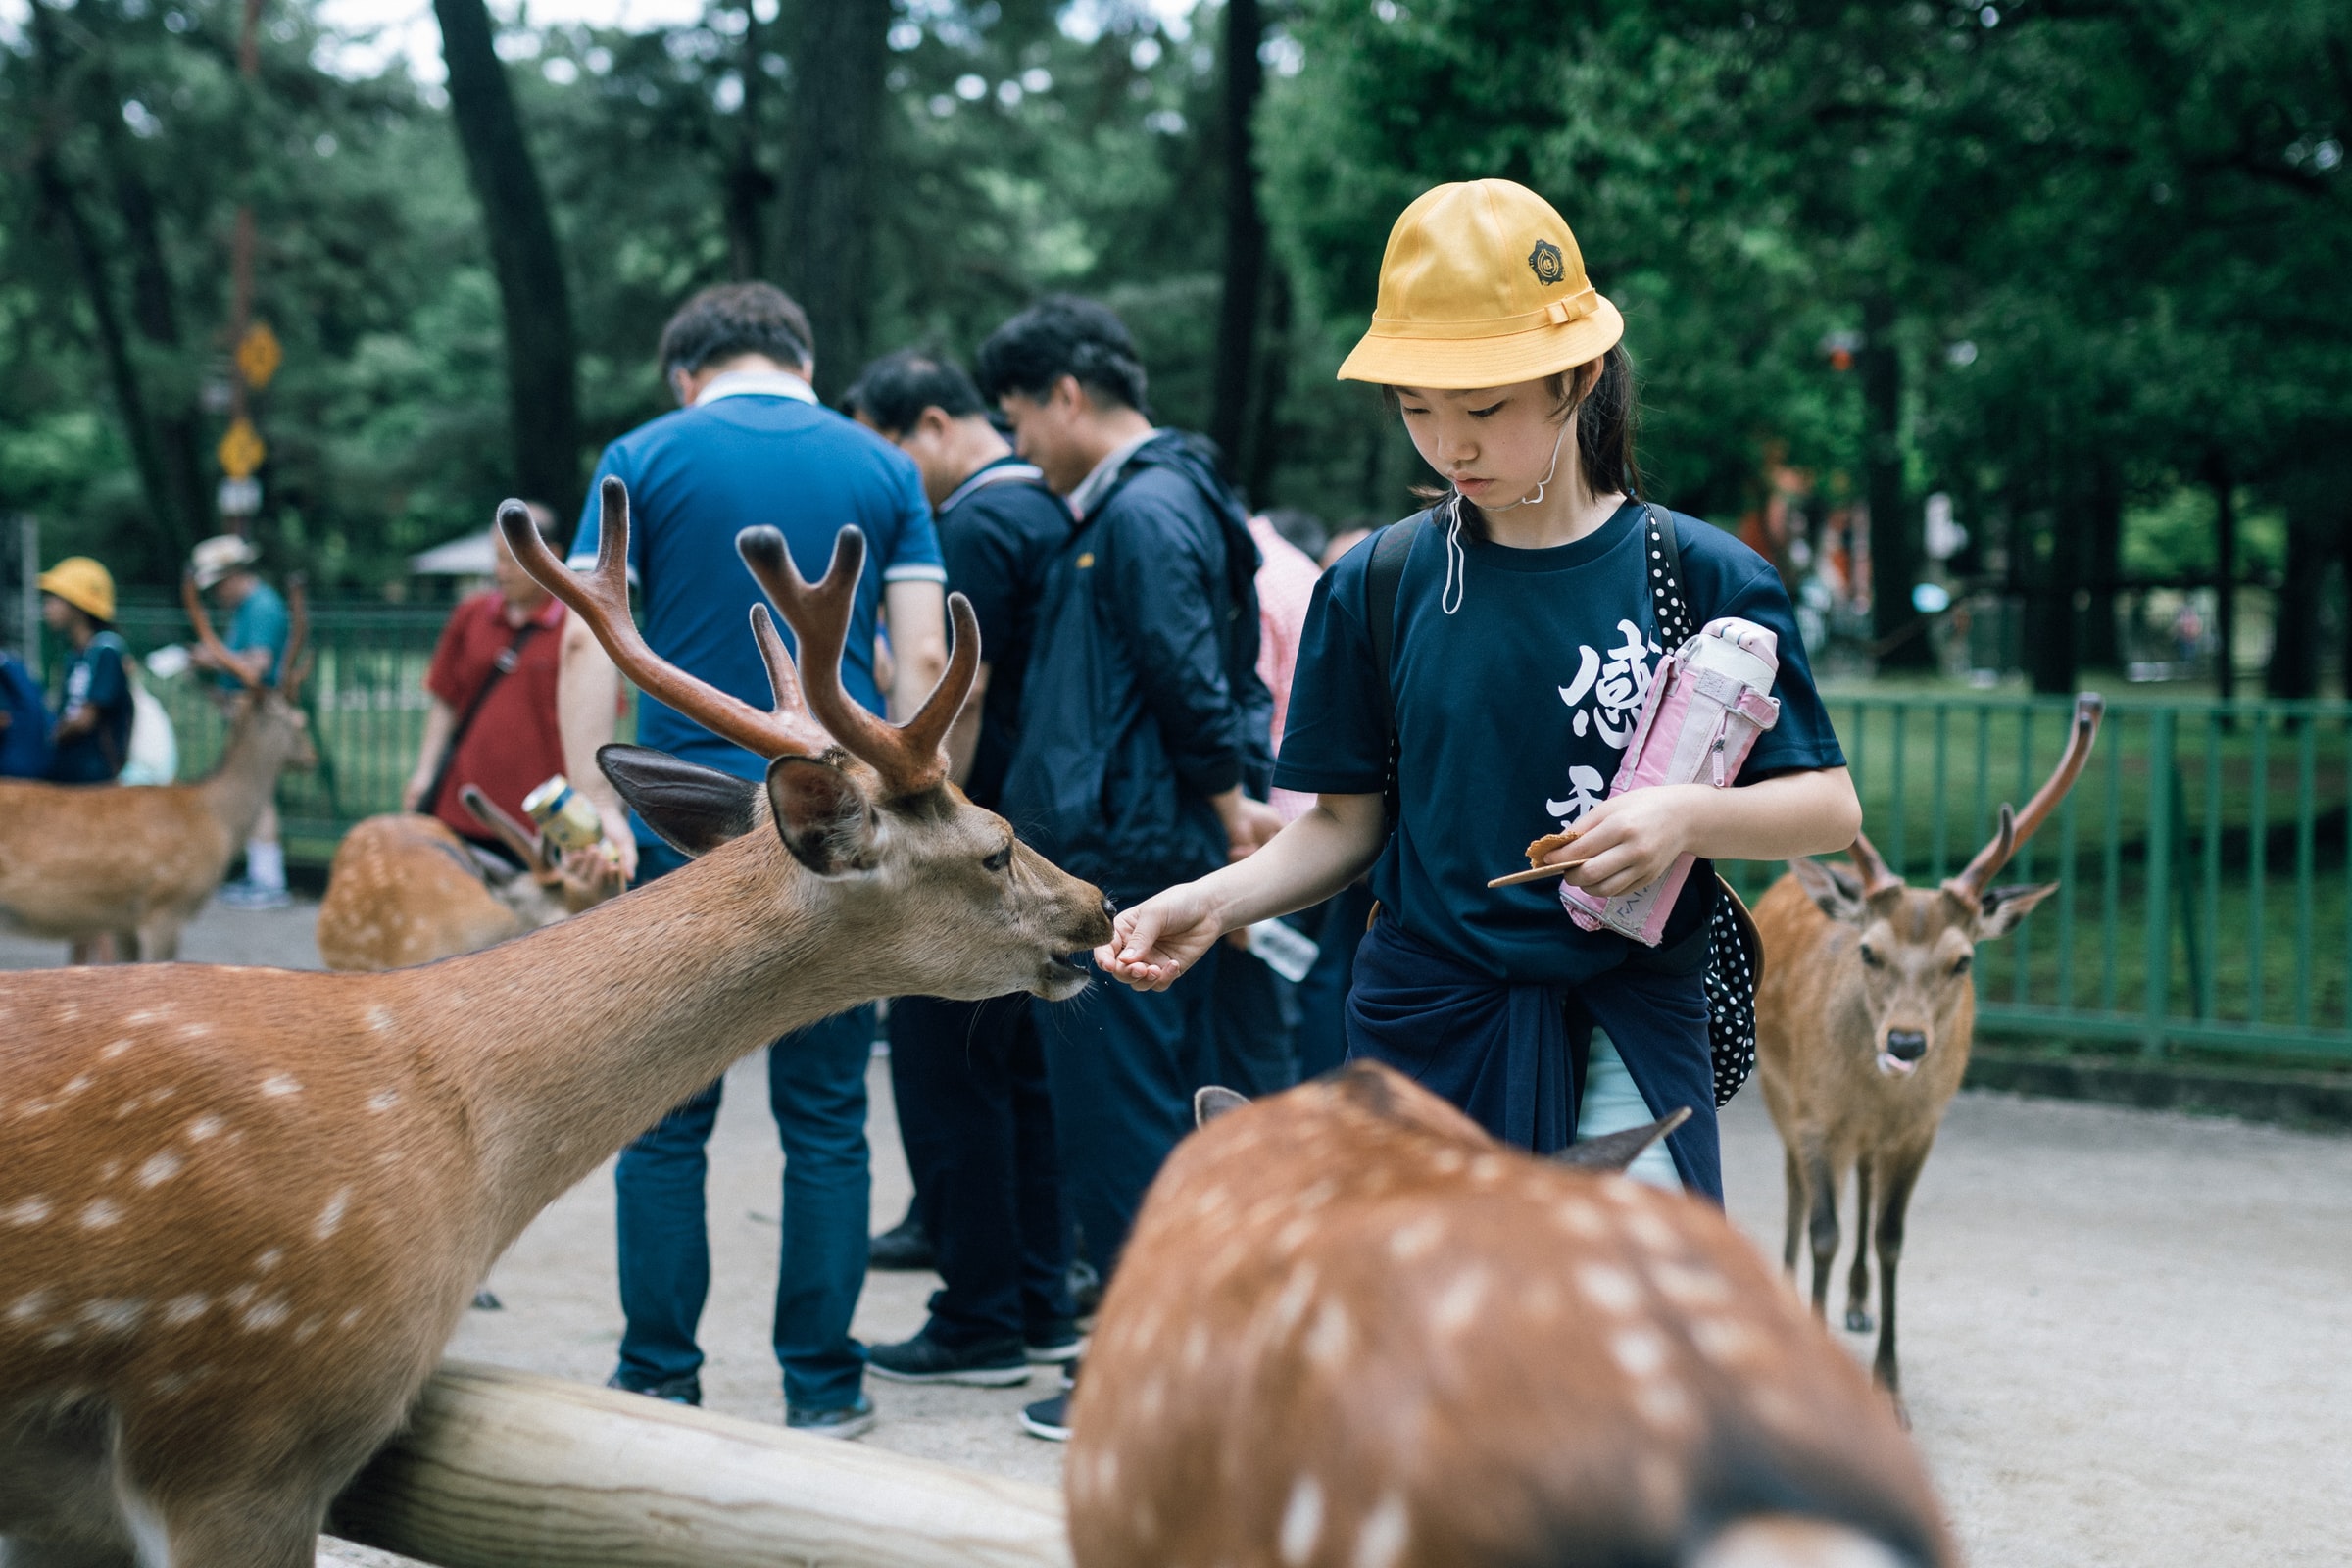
[558,281,948,1440]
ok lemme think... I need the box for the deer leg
[144,1492,324,1568]
[1873,1149,1929,1426]
[1844,1157,1876,1333]
[1780,1144,1806,1276]
[1804,1152,1840,1320]
[134,914,182,963]
[0,1412,137,1567]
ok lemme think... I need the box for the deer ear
[598,744,761,857]
[1788,856,1869,923]
[765,757,880,876]
[1195,1086,1250,1127]
[1975,880,2060,942]
[1553,1106,1692,1174]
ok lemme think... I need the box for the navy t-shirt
[935,458,1073,808]
[49,632,133,784]
[1273,501,1844,987]
[571,389,945,794]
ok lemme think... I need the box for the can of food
[522,774,605,854]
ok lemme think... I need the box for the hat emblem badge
[1528,239,1566,286]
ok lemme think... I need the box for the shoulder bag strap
[1366,513,1427,824]
[1642,502,1699,646]
[419,616,546,820]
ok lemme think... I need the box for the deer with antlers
[1068,1063,1956,1568]
[0,581,317,962]
[1754,693,2103,1410]
[314,789,624,971]
[0,479,1114,1568]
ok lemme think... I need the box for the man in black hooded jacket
[978,296,1285,1440]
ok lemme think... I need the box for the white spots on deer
[185,1114,224,1143]
[136,1150,183,1188]
[1634,1374,1695,1434]
[1428,1148,1466,1176]
[1304,1297,1353,1370]
[1132,1373,1166,1422]
[1552,1196,1608,1239]
[1182,1321,1210,1371]
[1690,1314,1764,1368]
[1352,1492,1411,1568]
[366,1004,395,1033]
[1191,1185,1234,1222]
[1577,1262,1643,1317]
[162,1294,210,1326]
[368,1089,401,1113]
[1620,1204,1684,1257]
[79,1298,145,1336]
[179,1022,212,1040]
[1610,1325,1671,1381]
[1430,1265,1489,1339]
[240,1296,292,1332]
[259,1073,303,1098]
[100,1038,133,1060]
[78,1198,123,1230]
[2,1196,54,1227]
[99,1158,123,1183]
[1129,1497,1158,1544]
[1273,1215,1317,1255]
[1262,1263,1321,1343]
[1652,1260,1731,1309]
[316,1187,352,1239]
[293,1315,324,1344]
[1388,1213,1444,1262]
[60,1075,93,1101]
[9,1290,55,1323]
[1466,1153,1506,1187]
[254,1248,285,1274]
[1279,1475,1325,1566]
[338,1306,366,1332]
[124,1007,166,1025]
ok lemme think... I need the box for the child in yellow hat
[1091,181,1862,1200]
[37,556,135,786]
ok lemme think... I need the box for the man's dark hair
[1263,507,1330,561]
[658,282,814,378]
[974,295,1151,415]
[841,350,988,436]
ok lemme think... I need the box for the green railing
[84,605,2352,1067]
[1717,693,2352,1068]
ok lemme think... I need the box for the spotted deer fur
[1755,694,2101,1409]
[0,483,1114,1568]
[1069,1063,1955,1568]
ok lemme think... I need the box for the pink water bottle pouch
[1557,617,1783,945]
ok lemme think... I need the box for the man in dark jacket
[977,296,1284,1441]
[842,349,1085,1389]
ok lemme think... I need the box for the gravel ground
[10,899,2348,1564]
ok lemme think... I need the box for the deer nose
[1102,895,1120,922]
[1886,1029,1928,1062]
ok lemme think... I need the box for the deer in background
[1070,1063,1955,1568]
[315,788,623,971]
[0,580,317,962]
[1755,693,2103,1411]
[0,479,1113,1568]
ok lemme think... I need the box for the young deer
[0,581,317,961]
[314,790,623,971]
[0,479,1113,1568]
[1754,694,2103,1409]
[1070,1063,1955,1568]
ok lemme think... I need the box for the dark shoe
[788,1393,877,1441]
[868,1211,934,1271]
[1025,1322,1084,1364]
[1019,1389,1072,1443]
[607,1369,701,1405]
[869,1331,1030,1387]
[469,1288,504,1310]
[1066,1257,1102,1320]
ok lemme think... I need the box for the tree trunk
[2024,506,2082,696]
[1245,267,1292,505]
[433,0,583,519]
[2207,452,2235,701]
[2267,467,2331,700]
[722,12,774,280]
[1862,295,1928,668]
[2081,456,2123,671]
[1209,0,1266,484]
[778,0,892,401]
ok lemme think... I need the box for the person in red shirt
[405,503,571,858]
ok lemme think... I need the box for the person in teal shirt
[190,533,292,906]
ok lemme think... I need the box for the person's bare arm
[883,579,948,722]
[943,662,993,788]
[1096,792,1387,992]
[1544,766,1861,898]
[556,611,636,880]
[403,697,458,809]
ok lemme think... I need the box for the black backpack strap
[1366,513,1426,822]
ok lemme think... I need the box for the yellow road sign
[218,416,266,479]
[236,321,282,389]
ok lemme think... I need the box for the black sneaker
[1019,1388,1072,1442]
[1024,1322,1084,1364]
[469,1289,504,1310]
[787,1393,876,1441]
[868,1331,1030,1387]
[607,1370,701,1405]
[1066,1257,1102,1319]
[868,1211,934,1271]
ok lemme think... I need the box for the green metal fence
[1716,694,2352,1068]
[86,604,2352,1067]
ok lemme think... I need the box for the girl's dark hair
[974,295,1152,416]
[1383,344,1641,530]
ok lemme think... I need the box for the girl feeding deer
[1098,180,1860,1199]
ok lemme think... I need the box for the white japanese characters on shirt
[1544,617,1661,831]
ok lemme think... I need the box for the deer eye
[1950,953,1973,977]
[1858,943,1884,969]
[983,843,1013,873]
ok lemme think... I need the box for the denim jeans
[612,837,873,1411]
[887,993,1074,1349]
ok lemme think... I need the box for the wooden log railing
[332,1361,1071,1568]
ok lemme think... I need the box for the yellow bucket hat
[1338,179,1623,390]
[38,556,117,622]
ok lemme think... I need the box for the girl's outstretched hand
[1548,784,1703,898]
[1096,883,1226,992]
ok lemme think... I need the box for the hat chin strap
[1443,416,1572,617]
[1480,415,1573,514]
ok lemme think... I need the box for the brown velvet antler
[1943,693,2105,906]
[735,523,980,797]
[182,574,264,692]
[1846,831,1908,900]
[279,575,311,703]
[499,478,833,761]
